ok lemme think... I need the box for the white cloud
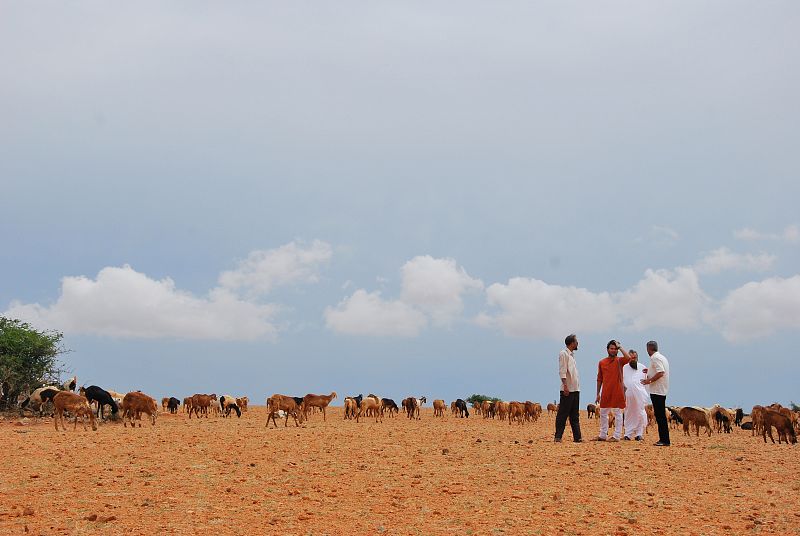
[323,290,427,337]
[734,224,799,244]
[715,275,800,343]
[218,240,332,297]
[477,277,618,339]
[693,247,776,275]
[618,267,710,331]
[4,265,279,341]
[400,255,483,326]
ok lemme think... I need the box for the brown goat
[266,395,303,428]
[121,391,158,428]
[302,392,337,421]
[433,399,446,418]
[53,391,97,432]
[762,409,798,444]
[357,396,382,423]
[680,407,712,437]
[189,393,217,419]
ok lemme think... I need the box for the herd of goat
[14,377,798,444]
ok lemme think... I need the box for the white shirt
[646,351,670,396]
[622,362,649,406]
[558,348,580,392]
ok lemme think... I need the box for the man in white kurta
[622,350,649,441]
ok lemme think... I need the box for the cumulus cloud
[734,224,799,243]
[693,247,776,275]
[323,290,427,337]
[476,278,618,339]
[400,255,483,326]
[617,267,710,331]
[4,265,280,341]
[218,240,332,297]
[715,275,800,342]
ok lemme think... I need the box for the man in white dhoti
[622,350,648,441]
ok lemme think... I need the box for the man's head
[646,340,658,356]
[629,350,638,369]
[606,340,619,357]
[565,333,578,351]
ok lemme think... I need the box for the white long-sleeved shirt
[558,348,580,392]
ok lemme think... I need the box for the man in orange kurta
[594,340,632,441]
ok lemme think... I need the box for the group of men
[555,334,671,446]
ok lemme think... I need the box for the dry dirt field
[1,406,798,535]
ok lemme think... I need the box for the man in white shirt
[641,340,670,446]
[622,350,648,441]
[554,333,583,443]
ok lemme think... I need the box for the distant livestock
[266,394,303,428]
[121,391,158,428]
[78,385,119,420]
[167,397,181,414]
[303,392,337,422]
[53,391,97,432]
[680,407,712,437]
[454,399,469,418]
[219,395,242,418]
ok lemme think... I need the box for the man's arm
[595,363,602,404]
[643,371,665,385]
[559,351,569,394]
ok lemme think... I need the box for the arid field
[1,406,797,536]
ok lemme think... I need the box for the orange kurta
[597,356,631,408]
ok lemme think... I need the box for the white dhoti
[623,363,649,439]
[624,394,647,439]
[599,407,623,440]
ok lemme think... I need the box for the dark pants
[650,393,670,445]
[554,391,581,441]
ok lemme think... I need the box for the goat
[161,397,170,412]
[237,396,249,412]
[586,403,596,419]
[381,398,399,417]
[761,409,797,444]
[302,392,337,421]
[433,399,446,418]
[455,399,469,418]
[679,406,712,437]
[53,391,97,432]
[121,391,158,428]
[219,395,242,418]
[546,402,558,416]
[20,386,61,416]
[78,385,119,420]
[508,401,525,425]
[709,405,733,433]
[266,395,303,428]
[357,396,382,423]
[189,393,217,418]
[167,397,181,414]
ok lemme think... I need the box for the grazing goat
[78,385,119,420]
[53,391,97,432]
[403,396,426,420]
[679,407,712,437]
[495,401,510,422]
[303,392,337,422]
[266,395,303,428]
[237,396,249,412]
[20,386,61,416]
[433,399,446,418]
[709,405,733,433]
[121,391,158,428]
[508,401,525,425]
[547,402,558,416]
[161,397,170,412]
[587,403,597,419]
[761,409,797,444]
[167,397,180,413]
[667,406,683,428]
[454,399,469,418]
[472,401,482,416]
[734,408,744,427]
[219,395,242,418]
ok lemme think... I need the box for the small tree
[790,401,799,412]
[0,317,66,410]
[466,394,501,405]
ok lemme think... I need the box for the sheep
[302,392,337,422]
[53,391,97,432]
[121,391,158,428]
[266,394,303,428]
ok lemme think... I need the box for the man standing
[642,340,670,446]
[622,350,648,441]
[595,340,632,442]
[554,334,582,443]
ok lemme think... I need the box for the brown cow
[53,391,97,432]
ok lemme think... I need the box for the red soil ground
[1,406,797,535]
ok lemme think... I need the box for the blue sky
[1,3,798,409]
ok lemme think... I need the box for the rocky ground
[0,406,797,535]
